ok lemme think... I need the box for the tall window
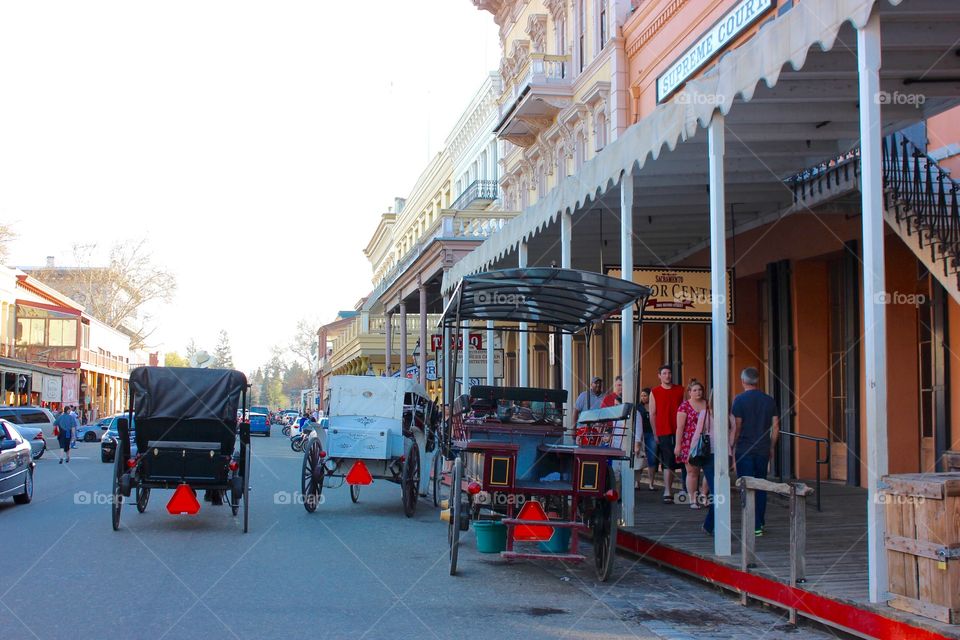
[597,0,607,51]
[556,17,567,77]
[577,0,586,73]
[595,112,607,150]
[827,264,847,446]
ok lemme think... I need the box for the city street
[1,433,840,640]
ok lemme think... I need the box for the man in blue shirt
[731,367,779,536]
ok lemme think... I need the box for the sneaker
[59,459,63,464]
[754,527,763,537]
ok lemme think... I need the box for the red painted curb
[616,531,953,640]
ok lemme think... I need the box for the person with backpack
[55,406,78,463]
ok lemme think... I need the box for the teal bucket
[538,528,572,553]
[474,521,507,553]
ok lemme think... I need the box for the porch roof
[442,0,960,291]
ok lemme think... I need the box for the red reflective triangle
[346,460,373,485]
[166,484,201,515]
[514,500,554,542]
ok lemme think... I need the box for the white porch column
[399,300,408,379]
[486,320,495,385]
[620,174,636,527]
[858,12,888,603]
[419,281,428,387]
[461,325,471,397]
[708,112,731,557]
[561,210,574,435]
[385,311,393,376]
[518,242,530,386]
[442,293,451,408]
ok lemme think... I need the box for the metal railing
[776,430,829,511]
[451,180,498,211]
[883,132,960,285]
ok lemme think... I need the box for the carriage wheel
[282,426,290,436]
[402,441,420,518]
[431,450,442,507]
[111,454,124,531]
[136,486,150,513]
[302,440,323,513]
[230,478,240,516]
[593,471,619,582]
[242,441,251,533]
[448,455,463,576]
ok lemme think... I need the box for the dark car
[0,420,34,504]
[100,414,136,463]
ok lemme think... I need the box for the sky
[0,0,500,372]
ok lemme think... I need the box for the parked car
[100,414,137,463]
[76,417,112,442]
[249,411,270,437]
[0,421,34,504]
[0,406,55,458]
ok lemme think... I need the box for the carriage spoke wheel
[302,440,323,513]
[230,478,240,516]
[401,442,420,518]
[242,442,251,533]
[136,486,150,513]
[431,451,442,508]
[593,472,619,582]
[111,454,124,531]
[350,484,360,503]
[448,455,463,576]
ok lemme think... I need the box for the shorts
[58,438,71,453]
[657,435,682,471]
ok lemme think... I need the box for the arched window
[595,111,607,151]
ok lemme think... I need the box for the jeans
[642,432,658,470]
[702,458,715,534]
[736,453,770,530]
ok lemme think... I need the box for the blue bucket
[474,521,507,553]
[537,527,572,553]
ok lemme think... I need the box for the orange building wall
[681,324,707,387]
[927,106,960,176]
[729,275,764,394]
[791,259,830,480]
[949,297,960,451]
[640,323,667,391]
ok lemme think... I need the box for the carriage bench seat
[538,443,624,456]
[514,478,573,492]
[146,441,222,451]
[464,441,519,452]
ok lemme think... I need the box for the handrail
[776,429,829,511]
[451,180,498,212]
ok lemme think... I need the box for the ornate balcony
[451,180,499,211]
[495,53,572,147]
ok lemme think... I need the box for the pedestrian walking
[674,380,707,509]
[731,367,780,536]
[572,376,604,425]
[649,365,685,504]
[599,376,625,450]
[633,388,657,491]
[54,406,78,463]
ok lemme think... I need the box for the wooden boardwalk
[621,480,960,639]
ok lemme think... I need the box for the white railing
[327,313,443,368]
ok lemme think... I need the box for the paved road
[1,433,839,640]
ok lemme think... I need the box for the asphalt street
[1,432,842,640]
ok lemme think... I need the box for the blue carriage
[436,268,651,580]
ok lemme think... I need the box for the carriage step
[500,551,586,562]
[501,519,588,531]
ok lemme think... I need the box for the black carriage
[111,367,252,533]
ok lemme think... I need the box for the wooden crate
[882,473,960,624]
[943,451,960,473]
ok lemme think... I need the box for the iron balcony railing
[451,180,499,211]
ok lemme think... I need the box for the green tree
[213,330,234,369]
[282,361,311,398]
[164,351,188,367]
[266,376,285,408]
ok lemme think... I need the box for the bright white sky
[0,1,499,372]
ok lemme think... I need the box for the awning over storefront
[441,0,958,292]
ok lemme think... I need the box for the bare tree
[30,239,176,349]
[290,318,319,378]
[0,223,16,264]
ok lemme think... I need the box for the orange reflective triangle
[166,484,201,515]
[346,460,373,485]
[514,500,554,541]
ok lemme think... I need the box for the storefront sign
[41,375,62,403]
[61,373,79,404]
[437,349,504,379]
[607,267,734,324]
[430,333,484,352]
[656,0,775,103]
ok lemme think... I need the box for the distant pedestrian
[649,365,685,504]
[55,407,77,464]
[573,376,604,425]
[634,388,657,491]
[599,376,624,450]
[731,367,780,536]
[675,380,707,509]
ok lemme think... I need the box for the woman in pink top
[674,380,707,508]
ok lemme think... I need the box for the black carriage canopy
[440,268,652,333]
[129,367,248,424]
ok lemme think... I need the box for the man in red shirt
[649,365,685,503]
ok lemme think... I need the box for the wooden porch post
[621,173,636,527]
[518,241,529,387]
[561,210,574,437]
[857,10,888,603]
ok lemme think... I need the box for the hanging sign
[430,333,484,352]
[607,267,734,324]
[656,0,775,103]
